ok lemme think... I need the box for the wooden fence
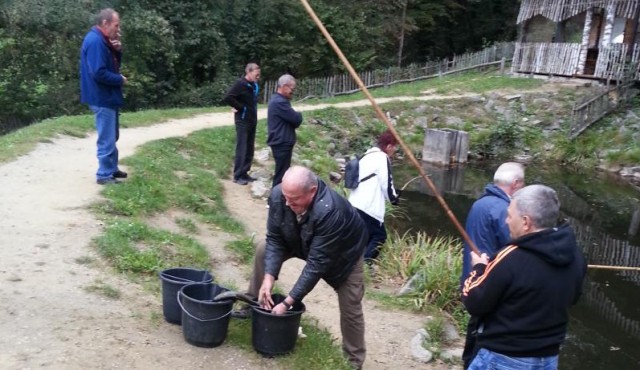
[568,77,637,138]
[511,42,582,76]
[260,42,515,103]
[511,42,640,81]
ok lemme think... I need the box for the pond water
[390,160,640,370]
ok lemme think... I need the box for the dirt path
[0,95,468,369]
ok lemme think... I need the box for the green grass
[94,219,211,274]
[0,106,224,165]
[226,318,352,370]
[297,70,545,105]
[175,217,198,234]
[84,280,122,299]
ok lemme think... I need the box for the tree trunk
[397,0,408,68]
[578,7,594,74]
[601,3,616,47]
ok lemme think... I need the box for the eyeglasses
[286,84,296,92]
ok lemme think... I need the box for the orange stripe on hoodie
[463,245,518,296]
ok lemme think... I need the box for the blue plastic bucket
[159,268,213,324]
[178,283,234,347]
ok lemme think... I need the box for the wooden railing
[260,42,515,103]
[568,77,637,139]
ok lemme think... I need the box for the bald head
[282,166,315,190]
[281,166,318,215]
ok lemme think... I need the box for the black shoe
[231,306,252,319]
[113,170,128,178]
[233,178,248,185]
[97,178,120,185]
[244,174,257,182]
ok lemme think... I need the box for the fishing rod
[299,0,480,256]
[298,0,640,273]
[587,264,640,271]
[400,176,422,192]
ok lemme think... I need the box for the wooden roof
[517,0,639,24]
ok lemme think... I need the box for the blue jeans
[468,348,558,370]
[90,106,120,181]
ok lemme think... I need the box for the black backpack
[344,152,375,189]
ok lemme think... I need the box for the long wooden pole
[587,264,640,272]
[299,0,640,273]
[299,0,480,255]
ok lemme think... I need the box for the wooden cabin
[513,0,640,81]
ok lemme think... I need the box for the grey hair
[511,184,560,229]
[95,8,118,25]
[277,74,296,88]
[245,63,260,73]
[494,162,524,186]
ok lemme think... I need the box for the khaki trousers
[248,240,366,369]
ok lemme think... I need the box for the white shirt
[348,147,398,223]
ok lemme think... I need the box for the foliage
[472,119,521,158]
[377,231,464,314]
[0,0,521,133]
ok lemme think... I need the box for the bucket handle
[177,291,233,322]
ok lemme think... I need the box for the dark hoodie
[462,222,587,357]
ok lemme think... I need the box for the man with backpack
[348,130,400,263]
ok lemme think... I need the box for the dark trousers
[270,144,293,187]
[233,120,256,180]
[462,315,480,369]
[356,209,387,261]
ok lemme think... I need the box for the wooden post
[577,14,591,73]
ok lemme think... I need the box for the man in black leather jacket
[248,166,368,369]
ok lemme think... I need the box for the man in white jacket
[348,130,400,263]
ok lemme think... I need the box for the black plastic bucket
[251,294,306,356]
[159,268,213,324]
[178,283,234,348]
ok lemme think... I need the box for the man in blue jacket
[223,63,261,185]
[461,161,524,367]
[462,184,586,370]
[267,74,303,187]
[80,8,128,185]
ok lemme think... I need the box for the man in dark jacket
[80,8,128,185]
[223,63,261,185]
[267,74,303,187]
[248,166,368,369]
[462,184,587,370]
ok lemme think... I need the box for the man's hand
[471,251,489,266]
[258,274,275,309]
[121,75,128,85]
[231,108,238,113]
[271,302,289,315]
